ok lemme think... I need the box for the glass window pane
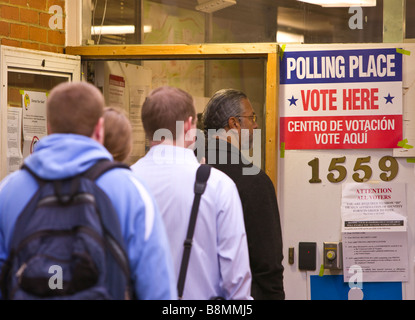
[85,58,265,168]
[7,71,68,107]
[406,0,415,39]
[85,0,384,45]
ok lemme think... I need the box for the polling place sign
[279,47,403,150]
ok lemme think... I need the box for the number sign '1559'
[308,156,398,184]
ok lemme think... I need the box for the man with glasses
[201,88,285,300]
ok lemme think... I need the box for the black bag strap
[177,164,211,300]
[82,159,130,181]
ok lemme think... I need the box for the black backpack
[0,160,133,300]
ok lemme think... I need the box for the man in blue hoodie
[0,81,177,300]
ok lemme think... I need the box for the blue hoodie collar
[24,133,112,180]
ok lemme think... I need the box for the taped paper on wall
[341,182,409,282]
[7,107,23,174]
[21,91,47,158]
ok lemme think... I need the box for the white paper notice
[129,85,149,158]
[108,74,125,108]
[7,107,23,174]
[341,182,409,282]
[22,91,47,157]
[341,182,407,231]
[342,231,408,282]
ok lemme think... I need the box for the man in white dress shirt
[131,86,252,300]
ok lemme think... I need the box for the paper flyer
[22,91,47,158]
[341,182,409,282]
[129,85,150,158]
[7,107,23,174]
[108,74,125,108]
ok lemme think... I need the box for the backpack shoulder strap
[83,159,134,299]
[83,159,130,181]
[177,164,211,299]
[20,164,49,186]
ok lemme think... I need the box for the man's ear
[184,116,194,133]
[227,116,240,130]
[92,117,105,145]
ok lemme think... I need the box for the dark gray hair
[202,89,247,134]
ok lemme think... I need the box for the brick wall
[0,0,65,53]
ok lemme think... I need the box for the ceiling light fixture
[143,25,152,33]
[297,0,376,7]
[91,25,135,35]
[277,31,304,43]
[195,0,237,13]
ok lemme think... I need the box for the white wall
[280,149,415,299]
[278,43,415,300]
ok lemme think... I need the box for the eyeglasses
[238,113,257,123]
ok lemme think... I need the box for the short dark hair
[47,82,104,137]
[141,86,196,140]
[202,89,247,134]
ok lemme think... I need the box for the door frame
[66,43,280,190]
[0,45,81,179]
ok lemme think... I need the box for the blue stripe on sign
[280,48,402,85]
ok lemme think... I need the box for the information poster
[22,91,47,157]
[108,74,125,108]
[129,85,150,159]
[280,47,403,149]
[7,107,23,174]
[341,182,409,282]
[103,61,152,163]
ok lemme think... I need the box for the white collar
[147,144,198,165]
